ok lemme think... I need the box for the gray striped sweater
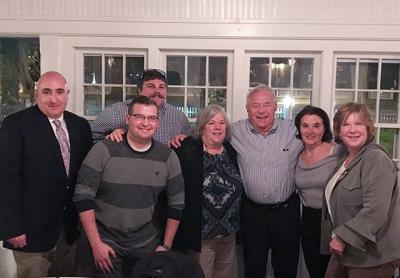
[73,139,184,250]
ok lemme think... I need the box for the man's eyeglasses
[130,113,159,122]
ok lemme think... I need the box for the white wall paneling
[1,0,400,23]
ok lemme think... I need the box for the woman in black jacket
[173,104,243,278]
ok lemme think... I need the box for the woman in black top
[173,104,243,278]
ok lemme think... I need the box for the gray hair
[193,104,231,141]
[246,84,276,106]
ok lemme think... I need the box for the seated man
[73,96,185,278]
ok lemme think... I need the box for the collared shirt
[91,101,191,144]
[48,115,70,144]
[230,119,303,204]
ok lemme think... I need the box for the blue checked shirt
[91,101,191,144]
[230,119,303,204]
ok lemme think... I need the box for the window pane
[105,87,123,107]
[336,60,356,89]
[188,56,206,86]
[358,60,378,89]
[208,88,226,109]
[126,56,144,85]
[293,58,313,89]
[167,56,185,85]
[250,57,269,87]
[356,91,377,120]
[187,88,205,119]
[105,55,123,84]
[0,38,40,124]
[335,91,355,112]
[276,90,293,119]
[378,92,399,123]
[381,60,400,90]
[380,128,398,158]
[292,90,312,117]
[126,87,137,100]
[84,86,102,116]
[271,58,290,88]
[84,55,102,84]
[209,57,227,86]
[167,87,185,110]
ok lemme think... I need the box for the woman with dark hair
[294,105,339,278]
[172,104,243,278]
[322,102,400,278]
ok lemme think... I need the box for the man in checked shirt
[76,70,190,276]
[91,69,191,145]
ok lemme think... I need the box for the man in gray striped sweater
[73,96,184,278]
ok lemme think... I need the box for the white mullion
[393,129,398,159]
[268,56,272,87]
[184,55,188,117]
[354,58,360,103]
[205,56,209,106]
[376,127,381,145]
[377,58,383,124]
[101,54,105,110]
[122,54,126,101]
[289,57,295,119]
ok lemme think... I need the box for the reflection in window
[271,58,290,88]
[0,38,40,125]
[84,86,101,116]
[166,54,229,120]
[358,60,378,89]
[336,59,356,89]
[334,91,355,114]
[84,55,102,84]
[294,58,313,89]
[82,53,144,117]
[105,55,123,84]
[208,88,227,108]
[249,55,316,120]
[126,56,144,85]
[167,56,185,85]
[250,57,269,87]
[209,57,227,86]
[105,87,123,107]
[188,56,206,86]
[335,56,400,161]
[380,128,398,158]
[381,60,400,90]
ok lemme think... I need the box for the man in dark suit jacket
[0,71,92,278]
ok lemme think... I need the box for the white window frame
[160,50,233,121]
[75,48,147,120]
[333,53,400,162]
[245,52,321,120]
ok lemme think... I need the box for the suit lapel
[32,105,67,176]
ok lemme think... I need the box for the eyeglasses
[130,113,159,122]
[140,69,166,80]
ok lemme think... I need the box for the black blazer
[0,105,92,252]
[172,137,239,252]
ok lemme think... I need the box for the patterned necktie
[53,119,70,175]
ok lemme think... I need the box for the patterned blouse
[201,149,244,240]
